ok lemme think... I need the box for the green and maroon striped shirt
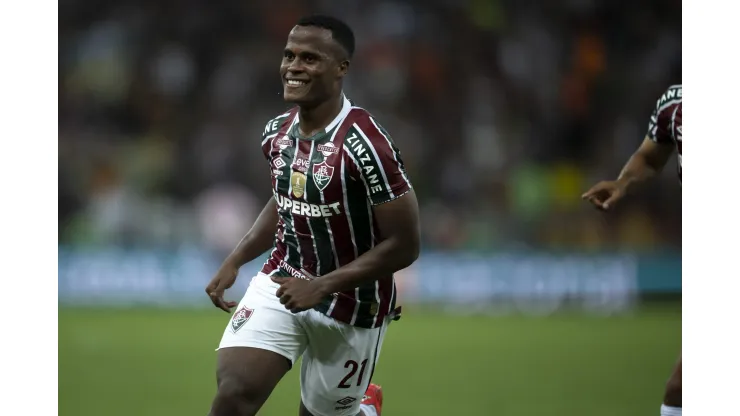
[647,84,682,182]
[259,96,412,329]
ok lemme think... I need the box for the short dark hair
[296,15,355,59]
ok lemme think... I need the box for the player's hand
[205,264,239,313]
[581,180,628,211]
[271,276,328,314]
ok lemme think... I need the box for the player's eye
[300,53,320,64]
[283,51,295,60]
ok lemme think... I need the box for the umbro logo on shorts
[335,396,357,410]
[336,397,356,406]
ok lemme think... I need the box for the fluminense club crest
[312,161,334,191]
[230,306,254,333]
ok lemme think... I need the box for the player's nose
[286,59,305,73]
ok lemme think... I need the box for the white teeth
[287,80,307,86]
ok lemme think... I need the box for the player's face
[280,26,348,106]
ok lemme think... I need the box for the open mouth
[286,79,309,87]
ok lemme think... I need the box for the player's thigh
[299,313,390,416]
[663,353,682,406]
[215,347,291,408]
[216,274,308,397]
[298,401,315,416]
[668,354,682,383]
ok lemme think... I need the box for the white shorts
[218,273,391,416]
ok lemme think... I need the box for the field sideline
[59,304,680,416]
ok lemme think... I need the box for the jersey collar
[288,94,352,142]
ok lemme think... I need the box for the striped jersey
[259,96,412,329]
[647,84,682,182]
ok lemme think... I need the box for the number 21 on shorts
[338,359,368,388]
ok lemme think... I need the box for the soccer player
[204,15,420,416]
[582,84,682,416]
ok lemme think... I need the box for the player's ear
[337,60,349,79]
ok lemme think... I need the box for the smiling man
[205,15,420,416]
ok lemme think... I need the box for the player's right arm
[223,199,278,268]
[206,114,292,312]
[582,87,678,210]
[206,199,278,313]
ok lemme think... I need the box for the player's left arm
[315,116,420,294]
[315,190,420,295]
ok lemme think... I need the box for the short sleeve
[647,85,682,144]
[261,110,297,162]
[347,115,412,206]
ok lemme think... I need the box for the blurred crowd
[58,0,682,253]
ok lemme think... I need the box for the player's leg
[298,311,391,416]
[208,273,308,416]
[210,347,290,416]
[298,401,313,416]
[660,354,682,415]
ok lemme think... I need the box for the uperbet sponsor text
[274,194,341,218]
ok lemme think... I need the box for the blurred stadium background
[58,0,681,415]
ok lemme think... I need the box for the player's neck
[297,93,343,137]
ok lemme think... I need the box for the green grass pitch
[59,304,680,415]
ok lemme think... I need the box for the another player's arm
[316,191,420,294]
[583,88,677,210]
[615,136,675,188]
